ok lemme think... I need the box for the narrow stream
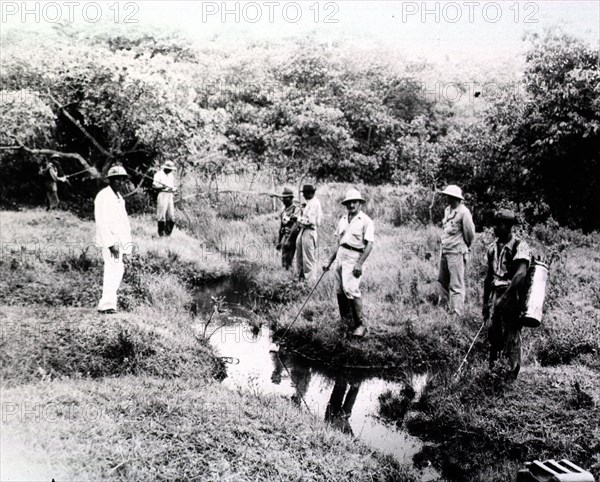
[194,280,439,481]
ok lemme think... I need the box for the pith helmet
[163,161,176,170]
[440,185,464,200]
[494,209,518,224]
[278,187,295,198]
[302,184,316,193]
[341,188,365,205]
[106,165,129,178]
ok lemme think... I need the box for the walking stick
[454,319,486,378]
[269,270,328,353]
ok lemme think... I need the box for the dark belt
[341,243,364,253]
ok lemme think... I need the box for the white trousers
[333,247,362,299]
[97,248,125,311]
[156,192,175,222]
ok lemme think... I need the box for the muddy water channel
[194,281,439,481]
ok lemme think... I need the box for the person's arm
[152,173,165,190]
[323,249,338,271]
[462,209,476,248]
[503,260,528,300]
[352,241,373,277]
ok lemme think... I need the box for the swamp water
[194,280,439,481]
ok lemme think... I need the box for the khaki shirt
[487,236,531,288]
[441,203,475,254]
[337,211,375,250]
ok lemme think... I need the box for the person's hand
[59,176,67,182]
[276,243,282,251]
[109,244,119,260]
[352,263,363,278]
[323,263,331,272]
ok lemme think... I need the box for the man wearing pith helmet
[153,160,177,237]
[437,185,475,316]
[324,188,375,338]
[95,165,133,314]
[483,209,531,379]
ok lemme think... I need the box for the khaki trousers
[437,252,466,315]
[156,192,175,222]
[296,229,318,282]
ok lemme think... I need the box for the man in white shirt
[153,161,177,236]
[324,189,375,337]
[296,184,323,283]
[95,166,133,314]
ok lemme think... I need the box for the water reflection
[195,282,439,481]
[324,375,362,436]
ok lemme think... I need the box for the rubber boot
[165,220,175,236]
[350,298,367,337]
[337,294,353,329]
[158,221,165,237]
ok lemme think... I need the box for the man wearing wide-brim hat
[324,188,374,338]
[272,187,301,270]
[296,184,323,283]
[437,185,476,316]
[483,209,532,379]
[153,160,178,237]
[94,165,133,314]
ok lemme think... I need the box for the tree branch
[0,145,100,178]
[46,91,112,158]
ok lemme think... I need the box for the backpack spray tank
[520,258,550,328]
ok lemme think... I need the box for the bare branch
[0,145,100,178]
[46,91,112,158]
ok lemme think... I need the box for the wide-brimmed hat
[439,185,464,200]
[494,209,518,224]
[106,165,129,178]
[302,184,316,193]
[272,187,295,198]
[341,188,365,205]
[163,161,176,170]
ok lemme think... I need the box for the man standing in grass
[437,185,475,316]
[95,166,133,314]
[483,209,531,379]
[324,189,374,338]
[273,187,301,270]
[153,161,177,237]
[41,157,67,210]
[296,184,323,283]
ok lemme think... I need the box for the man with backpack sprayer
[323,188,375,338]
[483,209,532,379]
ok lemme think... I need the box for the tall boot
[350,298,367,337]
[158,221,166,237]
[165,220,175,236]
[337,294,353,329]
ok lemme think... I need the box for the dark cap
[272,187,294,198]
[301,184,316,193]
[494,209,518,224]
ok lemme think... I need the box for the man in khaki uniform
[324,189,374,337]
[437,185,475,316]
[483,209,531,379]
[153,161,177,236]
[273,187,301,270]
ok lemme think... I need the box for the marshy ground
[1,183,598,480]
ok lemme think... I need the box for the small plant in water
[201,296,230,341]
